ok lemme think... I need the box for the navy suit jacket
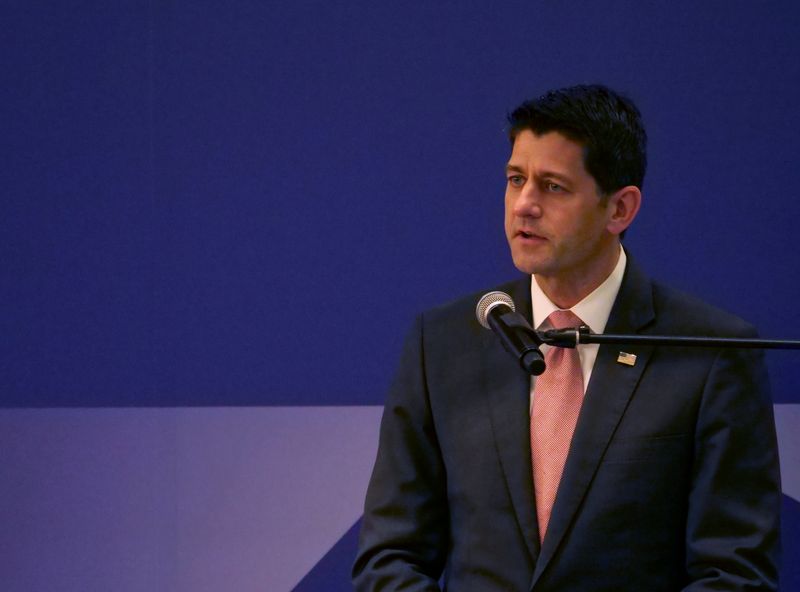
[353,258,781,591]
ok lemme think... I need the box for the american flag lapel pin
[617,352,637,366]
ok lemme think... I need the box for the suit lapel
[530,257,656,587]
[482,277,542,562]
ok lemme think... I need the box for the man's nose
[512,184,543,218]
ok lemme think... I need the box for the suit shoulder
[418,278,525,340]
[650,280,757,337]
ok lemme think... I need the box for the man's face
[504,129,617,281]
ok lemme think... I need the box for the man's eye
[545,182,564,192]
[508,175,525,187]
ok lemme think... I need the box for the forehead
[507,129,587,174]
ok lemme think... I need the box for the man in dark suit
[352,85,781,591]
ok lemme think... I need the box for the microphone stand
[541,326,800,350]
[512,325,800,375]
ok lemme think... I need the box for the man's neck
[534,244,622,309]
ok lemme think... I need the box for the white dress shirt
[529,247,627,411]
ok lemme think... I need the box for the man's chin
[511,253,550,276]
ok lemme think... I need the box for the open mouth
[518,229,543,240]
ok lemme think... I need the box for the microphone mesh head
[475,291,515,329]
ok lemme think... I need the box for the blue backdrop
[2,1,799,590]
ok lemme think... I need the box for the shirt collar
[530,246,627,333]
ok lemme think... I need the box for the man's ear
[606,185,641,236]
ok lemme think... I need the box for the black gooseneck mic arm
[485,305,546,376]
[476,291,546,376]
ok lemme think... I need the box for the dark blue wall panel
[4,1,800,408]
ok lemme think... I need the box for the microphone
[475,291,546,376]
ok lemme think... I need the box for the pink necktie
[531,309,584,542]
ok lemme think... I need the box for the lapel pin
[617,352,637,366]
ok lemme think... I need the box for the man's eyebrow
[538,170,573,184]
[504,164,573,184]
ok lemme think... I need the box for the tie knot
[547,309,582,330]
